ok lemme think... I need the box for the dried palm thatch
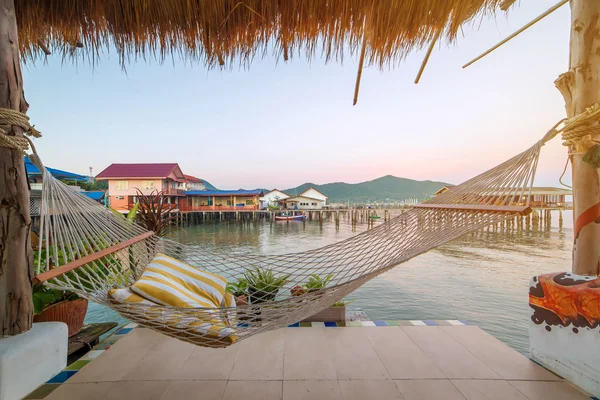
[17,0,511,68]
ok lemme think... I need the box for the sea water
[85,210,572,355]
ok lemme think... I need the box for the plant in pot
[244,267,289,304]
[32,231,127,337]
[32,285,88,337]
[226,277,249,306]
[299,274,349,323]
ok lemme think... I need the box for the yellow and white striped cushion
[108,287,155,305]
[131,253,227,308]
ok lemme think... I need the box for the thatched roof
[16,0,513,67]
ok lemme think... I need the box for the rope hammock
[2,106,599,348]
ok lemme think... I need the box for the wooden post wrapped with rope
[0,0,34,335]
[555,0,600,276]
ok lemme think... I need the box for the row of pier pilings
[171,208,401,229]
[171,207,565,234]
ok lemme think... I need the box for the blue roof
[82,191,105,200]
[186,189,263,196]
[25,157,88,182]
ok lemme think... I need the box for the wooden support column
[0,0,33,335]
[556,0,600,276]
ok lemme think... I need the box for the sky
[23,1,572,190]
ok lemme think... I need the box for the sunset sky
[23,0,571,190]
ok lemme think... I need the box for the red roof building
[96,163,187,213]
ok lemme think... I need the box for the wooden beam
[558,0,600,276]
[353,33,368,106]
[414,29,441,84]
[462,0,568,69]
[0,0,33,336]
[32,232,155,285]
[413,203,531,216]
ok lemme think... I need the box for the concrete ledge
[0,322,67,400]
[529,272,600,397]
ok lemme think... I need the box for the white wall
[261,190,289,208]
[299,188,328,205]
[284,196,322,210]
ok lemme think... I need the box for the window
[115,196,124,200]
[246,200,253,205]
[115,180,128,190]
[141,180,155,190]
[227,200,232,206]
[312,202,317,206]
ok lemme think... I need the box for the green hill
[284,175,451,204]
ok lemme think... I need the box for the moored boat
[275,213,306,221]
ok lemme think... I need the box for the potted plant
[298,274,349,322]
[226,277,249,306]
[32,285,88,337]
[244,267,289,304]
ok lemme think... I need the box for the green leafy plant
[226,277,249,297]
[135,189,175,237]
[33,285,79,315]
[244,267,289,304]
[303,274,333,292]
[330,300,353,308]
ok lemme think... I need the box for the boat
[275,213,306,221]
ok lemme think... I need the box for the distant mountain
[283,175,451,204]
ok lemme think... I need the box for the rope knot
[560,103,600,147]
[0,107,42,154]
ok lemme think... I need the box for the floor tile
[45,382,114,400]
[161,380,227,400]
[326,327,390,380]
[121,335,195,380]
[171,344,239,380]
[339,379,404,400]
[365,327,445,379]
[402,327,500,379]
[385,320,400,326]
[229,329,285,380]
[409,320,426,326]
[79,350,104,360]
[64,359,91,370]
[442,326,561,381]
[451,379,529,399]
[394,380,466,400]
[68,328,165,383]
[283,380,342,400]
[46,370,77,383]
[23,384,59,399]
[509,380,592,400]
[284,327,337,380]
[222,380,282,400]
[102,380,170,400]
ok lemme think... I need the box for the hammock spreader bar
[412,203,532,216]
[32,231,155,285]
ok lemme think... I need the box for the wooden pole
[462,0,568,69]
[556,0,600,276]
[0,0,34,335]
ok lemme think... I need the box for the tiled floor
[36,325,593,400]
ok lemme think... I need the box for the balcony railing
[179,205,259,212]
[162,186,186,196]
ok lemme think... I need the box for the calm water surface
[86,210,573,355]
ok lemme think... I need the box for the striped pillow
[131,253,227,308]
[108,287,155,305]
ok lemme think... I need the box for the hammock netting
[33,135,545,348]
